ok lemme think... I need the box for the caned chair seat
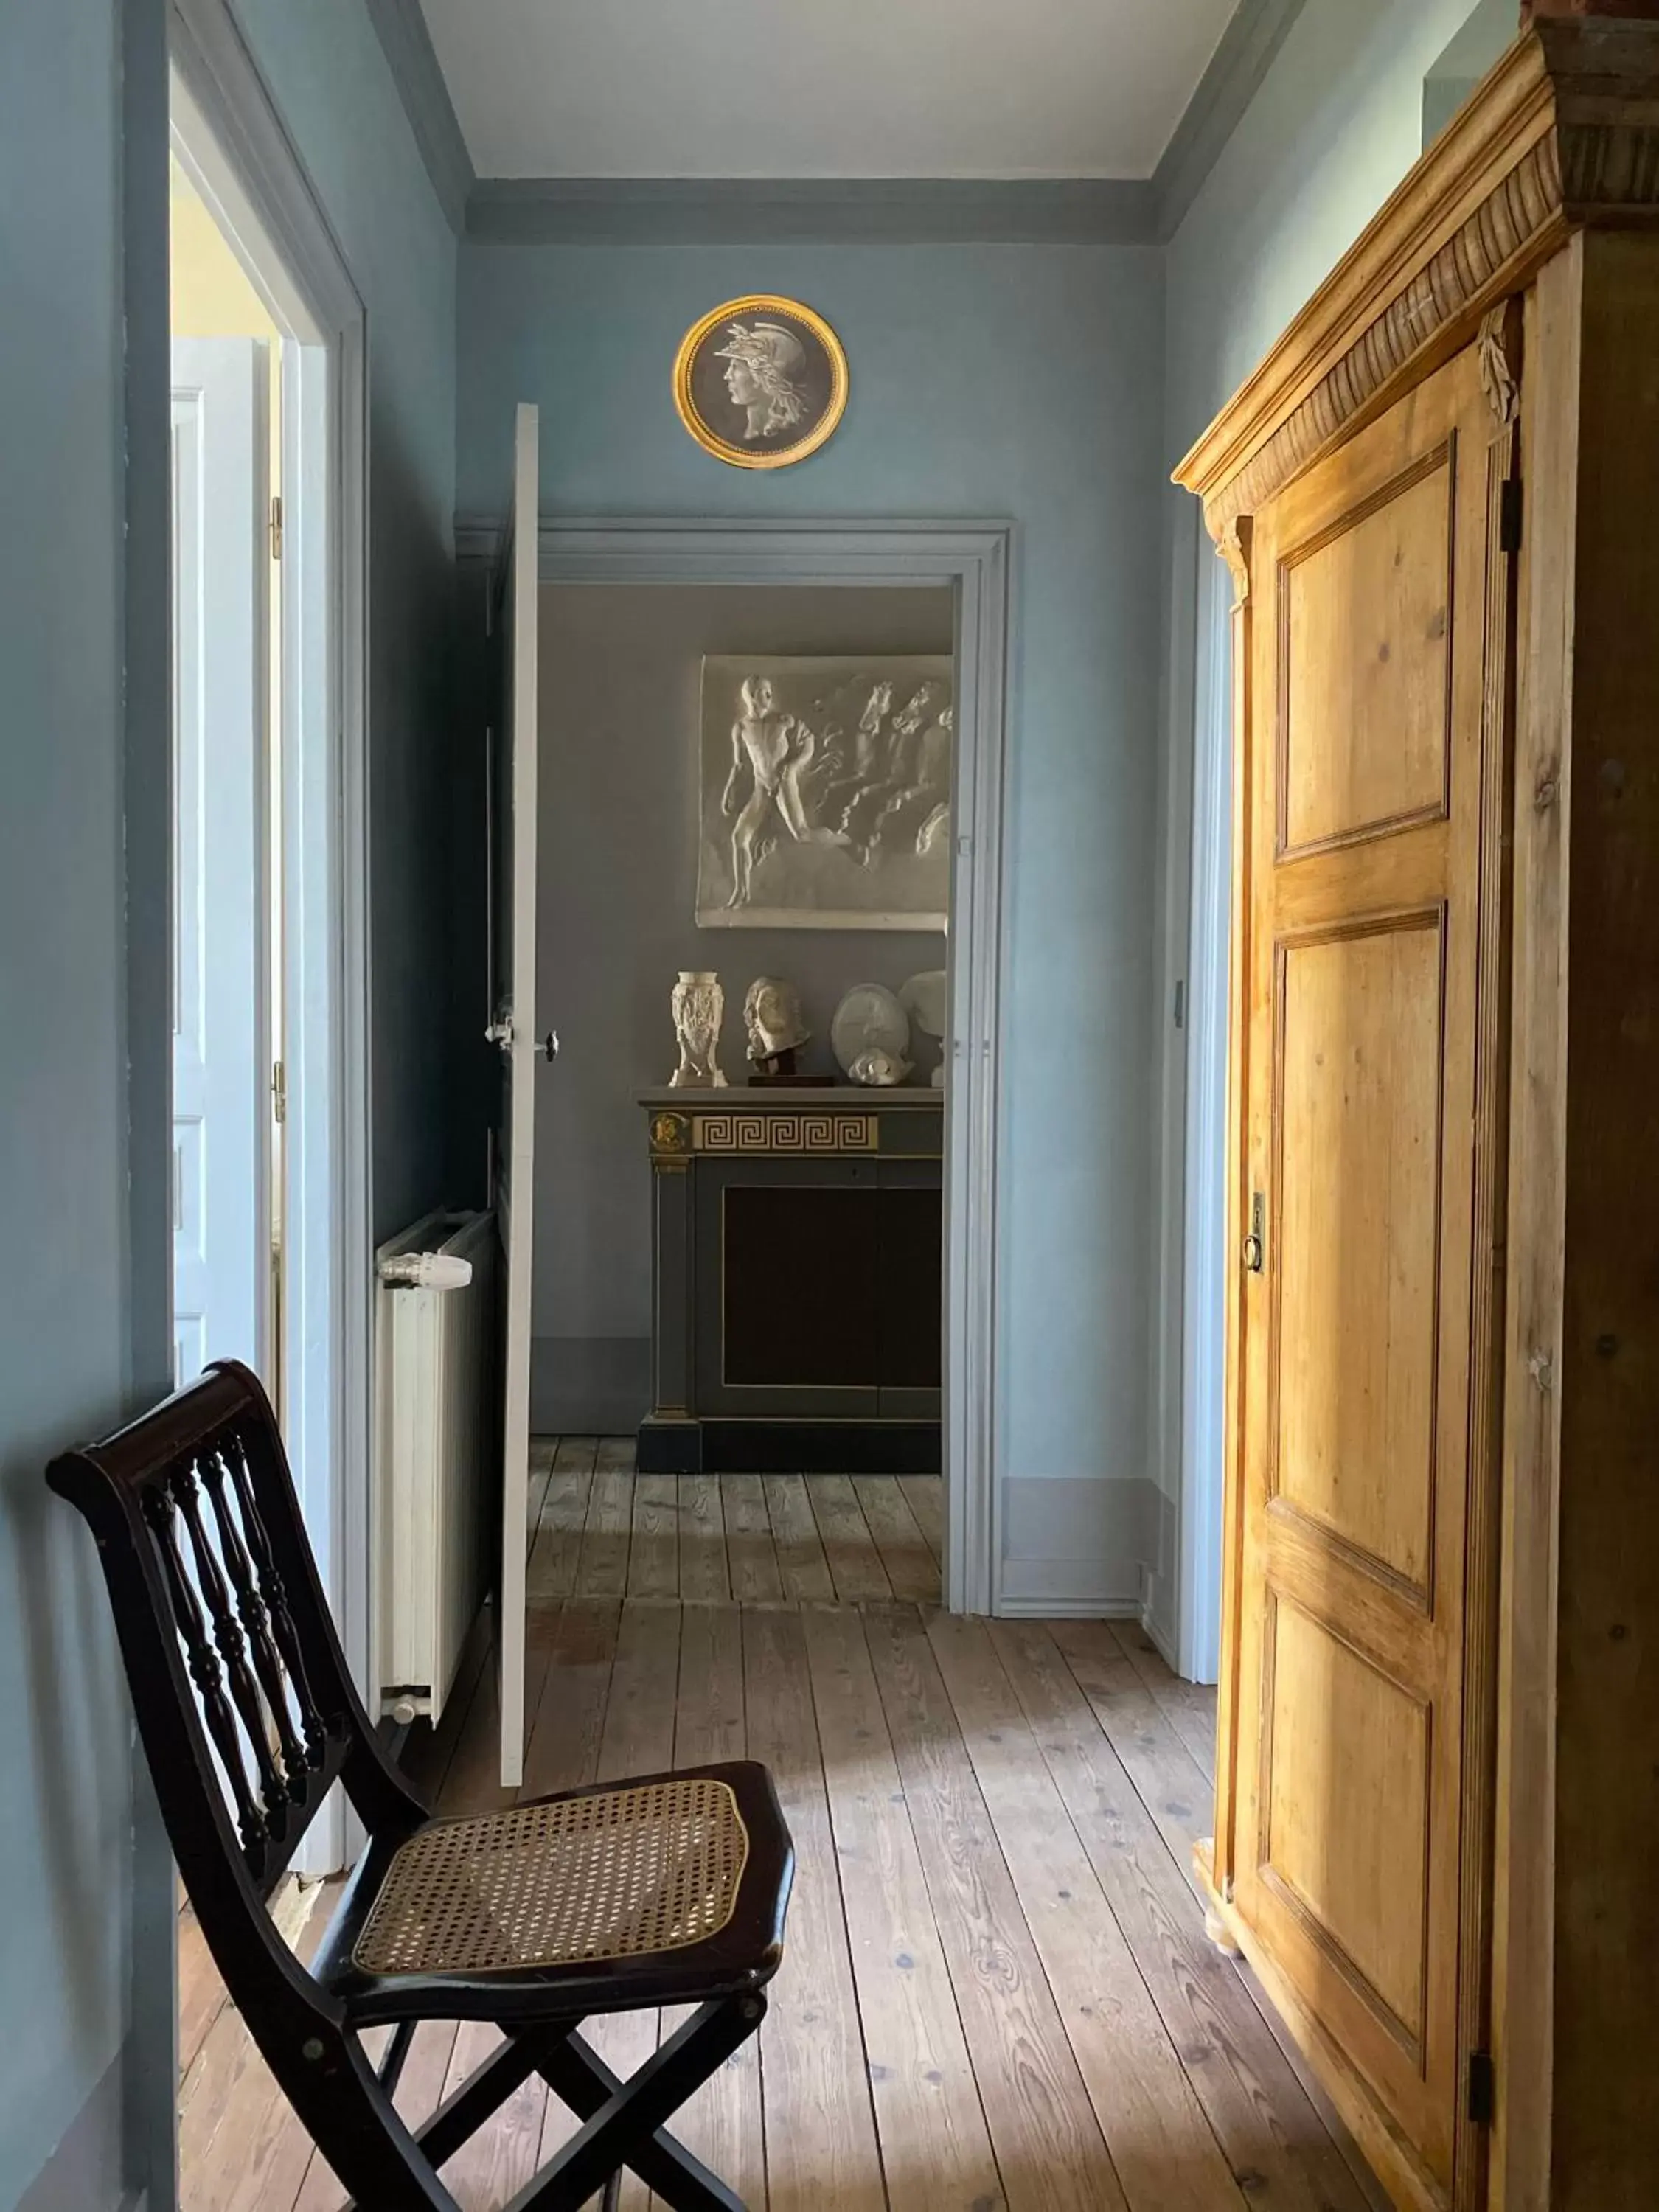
[358,1773,750,1978]
[312,1759,790,2033]
[48,1362,793,2211]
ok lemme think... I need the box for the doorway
[167,152,278,1395]
[535,580,953,1423]
[481,512,1009,1791]
[167,0,373,1894]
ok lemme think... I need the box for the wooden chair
[48,1360,793,2210]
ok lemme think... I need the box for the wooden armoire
[1175,16,1659,2212]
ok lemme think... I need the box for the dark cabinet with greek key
[637,1089,942,1473]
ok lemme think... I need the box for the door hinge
[1467,2050,1495,2127]
[272,1060,288,1125]
[1499,479,1523,555]
[270,493,284,562]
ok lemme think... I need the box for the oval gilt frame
[672,294,849,470]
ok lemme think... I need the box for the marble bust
[743,975,810,1063]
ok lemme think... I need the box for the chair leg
[378,2018,418,2099]
[528,2016,754,2212]
[415,2031,557,2171]
[506,1997,762,2212]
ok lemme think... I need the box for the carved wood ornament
[1477,303,1522,429]
[1174,21,1659,545]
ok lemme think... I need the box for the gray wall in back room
[533,582,952,1433]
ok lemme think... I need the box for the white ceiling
[419,0,1239,181]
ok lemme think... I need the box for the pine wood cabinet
[1175,21,1659,2212]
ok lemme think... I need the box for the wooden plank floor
[178,1444,1388,2212]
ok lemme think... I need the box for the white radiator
[374,1208,496,1725]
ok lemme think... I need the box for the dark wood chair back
[47,1359,425,1951]
[50,1360,793,2211]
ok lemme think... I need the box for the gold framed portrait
[672,296,849,470]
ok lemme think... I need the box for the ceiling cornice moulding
[463,175,1158,246]
[364,0,473,234]
[370,0,1304,249]
[1151,0,1308,237]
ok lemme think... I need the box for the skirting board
[998,1472,1158,1616]
[16,2046,128,2212]
[530,1335,650,1436]
[998,1594,1146,1621]
[1139,1596,1181,1672]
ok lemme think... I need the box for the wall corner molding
[362,0,474,236]
[1153,0,1309,240]
[463,175,1155,247]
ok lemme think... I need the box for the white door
[170,338,271,1387]
[494,404,540,1787]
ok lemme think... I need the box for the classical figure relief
[722,676,849,911]
[698,655,953,930]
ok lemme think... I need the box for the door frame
[170,0,373,1860]
[1174,532,1235,1686]
[459,516,1012,1615]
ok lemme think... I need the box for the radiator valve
[377,1252,475,1291]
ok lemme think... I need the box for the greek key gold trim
[693,1111,877,1155]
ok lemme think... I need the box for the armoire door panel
[1231,340,1504,2200]
[1271,827,1451,935]
[1278,444,1455,858]
[1259,1593,1432,2049]
[1270,911,1447,1596]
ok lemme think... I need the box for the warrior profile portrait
[714,321,811,442]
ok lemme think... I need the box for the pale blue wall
[0,0,461,2200]
[1166,0,1496,453]
[1158,0,1520,1666]
[233,0,462,1240]
[0,4,146,2197]
[458,241,1167,1601]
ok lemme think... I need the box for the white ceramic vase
[669,970,728,1089]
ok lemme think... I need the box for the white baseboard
[1138,1599,1180,1671]
[271,1870,325,1950]
[998,1473,1160,1618]
[995,1595,1144,1620]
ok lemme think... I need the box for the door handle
[1242,1191,1266,1274]
[487,1012,558,1061]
